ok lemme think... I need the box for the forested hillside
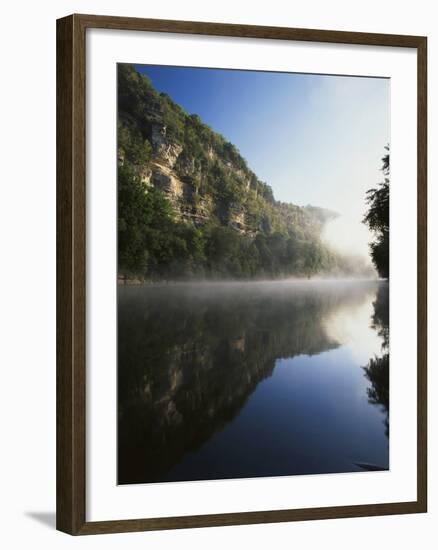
[117,64,367,281]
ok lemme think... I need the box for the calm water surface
[118,280,389,484]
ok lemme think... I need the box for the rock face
[144,123,336,236]
[146,126,261,231]
[150,124,183,168]
[229,209,246,233]
[150,163,184,200]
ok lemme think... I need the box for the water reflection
[118,280,389,484]
[363,283,389,438]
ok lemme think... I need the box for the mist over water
[322,215,376,270]
[118,279,389,484]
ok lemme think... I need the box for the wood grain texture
[56,14,86,535]
[56,15,74,534]
[77,501,423,535]
[416,37,428,513]
[56,13,428,535]
[74,13,426,47]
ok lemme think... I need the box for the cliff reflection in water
[118,280,389,484]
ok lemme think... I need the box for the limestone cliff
[117,64,362,280]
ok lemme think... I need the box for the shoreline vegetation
[117,275,385,286]
[363,147,390,279]
[117,64,380,283]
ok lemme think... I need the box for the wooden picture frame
[57,13,427,535]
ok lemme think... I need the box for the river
[117,279,389,484]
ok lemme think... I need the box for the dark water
[118,280,389,484]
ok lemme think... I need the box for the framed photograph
[56,14,427,535]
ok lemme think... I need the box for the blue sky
[135,64,390,260]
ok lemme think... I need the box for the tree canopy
[363,147,390,278]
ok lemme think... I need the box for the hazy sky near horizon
[134,64,390,262]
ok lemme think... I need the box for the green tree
[363,147,390,278]
[118,164,176,277]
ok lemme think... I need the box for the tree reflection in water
[363,282,389,438]
[118,281,385,484]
